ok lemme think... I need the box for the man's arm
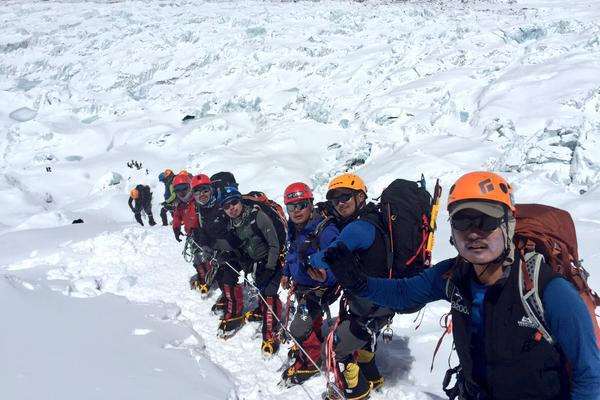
[316,223,341,285]
[172,206,182,231]
[310,220,375,269]
[543,278,600,400]
[166,184,177,204]
[360,260,452,312]
[128,197,136,213]
[255,211,280,270]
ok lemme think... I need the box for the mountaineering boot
[217,315,245,339]
[356,350,384,391]
[338,362,371,400]
[198,284,209,297]
[261,338,280,357]
[148,214,157,226]
[160,208,169,226]
[280,358,319,387]
[245,305,263,322]
[189,274,200,290]
[189,275,209,296]
[287,343,299,360]
[211,293,226,315]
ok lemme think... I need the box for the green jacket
[230,205,280,270]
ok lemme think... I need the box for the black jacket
[128,185,152,213]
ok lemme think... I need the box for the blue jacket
[284,215,339,287]
[158,173,174,202]
[309,219,376,269]
[361,259,600,400]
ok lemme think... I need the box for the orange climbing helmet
[326,173,367,199]
[130,188,139,199]
[164,169,173,177]
[447,171,515,212]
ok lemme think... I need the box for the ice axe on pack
[424,178,442,266]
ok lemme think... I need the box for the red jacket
[172,200,199,234]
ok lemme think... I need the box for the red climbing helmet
[191,174,212,189]
[284,182,313,205]
[173,173,192,188]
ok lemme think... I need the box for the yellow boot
[341,362,371,400]
[356,349,384,391]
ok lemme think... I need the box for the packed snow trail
[9,225,439,399]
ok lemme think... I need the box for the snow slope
[1,0,599,399]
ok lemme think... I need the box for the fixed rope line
[185,235,345,399]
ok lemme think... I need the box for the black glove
[134,213,143,226]
[324,242,368,294]
[174,228,183,242]
[255,266,275,287]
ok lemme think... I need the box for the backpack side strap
[518,252,554,344]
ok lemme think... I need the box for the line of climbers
[128,168,600,400]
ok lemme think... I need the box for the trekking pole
[424,179,442,266]
[217,259,345,400]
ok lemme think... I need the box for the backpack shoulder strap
[249,205,265,238]
[518,252,555,344]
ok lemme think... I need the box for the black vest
[447,258,567,399]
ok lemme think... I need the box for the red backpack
[514,203,600,346]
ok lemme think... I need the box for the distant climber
[158,169,176,226]
[128,184,156,226]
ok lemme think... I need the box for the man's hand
[174,228,183,242]
[324,242,368,294]
[308,251,328,269]
[307,267,328,282]
[255,267,275,287]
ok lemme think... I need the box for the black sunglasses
[174,184,190,193]
[193,186,212,195]
[222,199,240,211]
[286,200,311,212]
[451,213,504,232]
[330,192,353,206]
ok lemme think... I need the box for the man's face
[329,189,358,219]
[451,209,506,266]
[286,200,312,225]
[223,199,243,219]
[193,185,213,206]
[174,184,192,202]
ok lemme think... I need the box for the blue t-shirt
[470,279,487,385]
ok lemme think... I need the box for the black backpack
[360,177,440,279]
[136,184,152,202]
